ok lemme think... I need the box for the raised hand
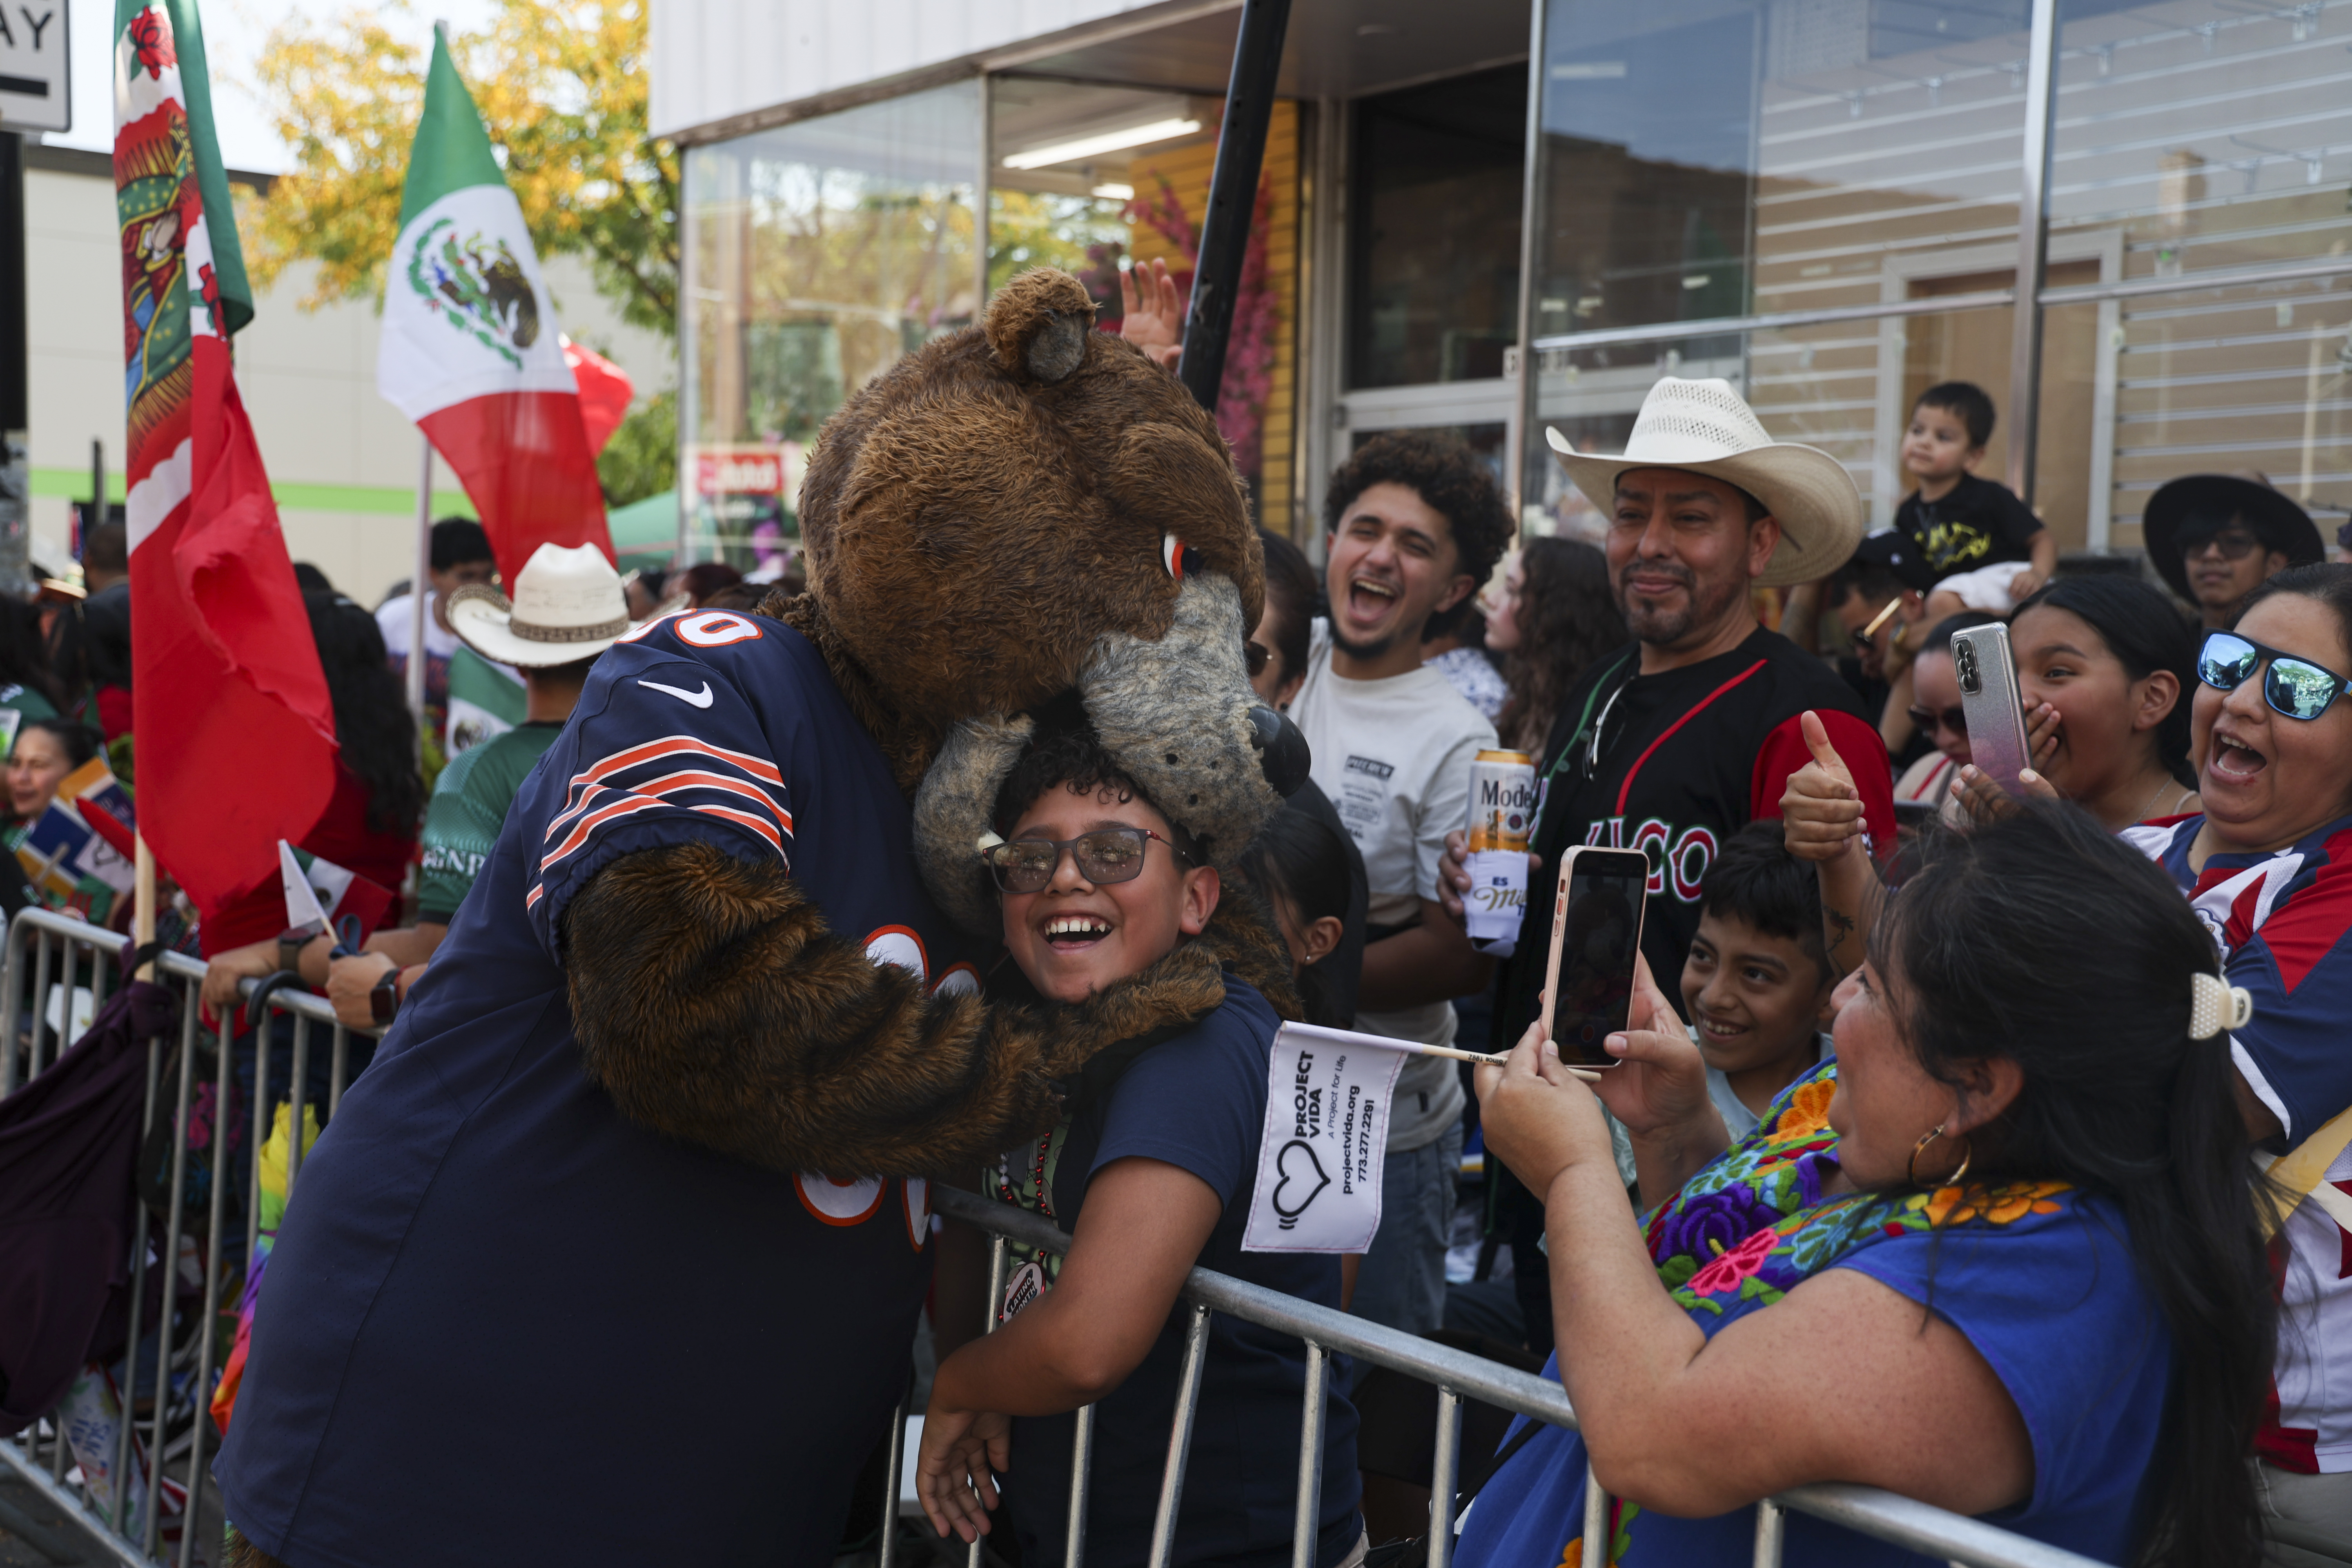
[1779,710,1865,864]
[1119,258,1185,370]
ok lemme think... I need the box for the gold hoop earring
[1908,1123,1973,1190]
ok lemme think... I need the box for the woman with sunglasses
[2122,563,2352,1542]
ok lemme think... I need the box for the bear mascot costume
[214,269,1311,1566]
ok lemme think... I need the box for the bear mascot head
[767,265,1310,936]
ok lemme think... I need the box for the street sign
[0,1,69,133]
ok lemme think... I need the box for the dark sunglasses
[2179,527,2266,563]
[1907,703,1967,737]
[2198,630,2352,722]
[984,826,1192,894]
[1850,598,1902,657]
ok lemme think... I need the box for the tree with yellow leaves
[246,0,675,337]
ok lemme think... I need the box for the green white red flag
[382,34,614,582]
[114,0,339,921]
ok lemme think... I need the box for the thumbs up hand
[1779,710,1867,864]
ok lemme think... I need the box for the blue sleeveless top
[1455,1060,2172,1568]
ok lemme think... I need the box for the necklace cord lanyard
[1544,655,1639,791]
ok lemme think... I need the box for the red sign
[694,448,783,496]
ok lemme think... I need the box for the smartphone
[1951,623,2032,794]
[1537,846,1650,1070]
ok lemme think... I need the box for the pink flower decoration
[1686,1224,1779,1296]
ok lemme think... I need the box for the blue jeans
[1349,1118,1464,1336]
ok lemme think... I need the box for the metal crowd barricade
[917,1186,2113,1568]
[0,906,382,1568]
[0,896,2107,1568]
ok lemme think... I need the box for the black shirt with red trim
[1493,626,1895,1045]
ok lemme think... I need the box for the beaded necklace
[992,1122,1070,1320]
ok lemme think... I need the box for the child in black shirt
[1891,381,2055,620]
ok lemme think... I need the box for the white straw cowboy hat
[446,542,630,668]
[1547,377,1866,587]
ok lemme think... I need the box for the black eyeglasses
[2198,630,2352,722]
[1907,703,1967,737]
[2180,527,2265,563]
[983,827,1192,894]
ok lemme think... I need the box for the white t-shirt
[376,592,463,663]
[1291,619,1498,1151]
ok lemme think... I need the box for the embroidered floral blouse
[1454,1060,2173,1568]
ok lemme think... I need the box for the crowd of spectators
[10,341,2352,1568]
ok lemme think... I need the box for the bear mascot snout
[211,268,1309,1568]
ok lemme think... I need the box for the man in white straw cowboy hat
[1445,376,1895,1052]
[319,542,632,1028]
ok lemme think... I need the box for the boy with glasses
[2143,471,2325,630]
[921,719,1366,1568]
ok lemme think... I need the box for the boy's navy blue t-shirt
[1000,979,1365,1568]
[215,611,974,1568]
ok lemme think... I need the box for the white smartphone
[1537,846,1651,1071]
[1951,623,2033,795]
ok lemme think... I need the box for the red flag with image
[114,0,338,918]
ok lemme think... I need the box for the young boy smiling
[1679,822,1839,1138]
[918,722,1365,1568]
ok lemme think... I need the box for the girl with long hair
[1489,539,1627,757]
[199,595,422,978]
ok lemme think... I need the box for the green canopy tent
[607,490,680,575]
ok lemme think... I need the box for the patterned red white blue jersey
[217,609,980,1565]
[2126,810,2352,1473]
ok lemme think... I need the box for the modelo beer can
[1465,749,1536,955]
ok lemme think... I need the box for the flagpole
[408,433,432,765]
[133,836,156,982]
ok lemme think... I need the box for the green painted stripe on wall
[28,467,480,519]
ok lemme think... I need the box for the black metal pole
[1176,0,1293,413]
[0,131,23,433]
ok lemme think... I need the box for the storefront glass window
[1524,1,2044,526]
[2053,0,2352,544]
[1346,65,1529,391]
[681,81,981,570]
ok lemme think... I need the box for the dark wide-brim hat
[2143,471,2324,601]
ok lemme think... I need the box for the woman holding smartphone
[1458,806,2273,1568]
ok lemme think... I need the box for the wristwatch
[370,968,401,1026]
[276,927,314,975]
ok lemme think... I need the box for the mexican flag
[380,32,613,584]
[114,0,340,919]
[445,644,526,757]
[277,840,396,944]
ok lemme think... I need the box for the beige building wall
[24,146,675,605]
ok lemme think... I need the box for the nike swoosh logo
[639,679,714,709]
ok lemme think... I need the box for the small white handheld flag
[1243,1023,1409,1254]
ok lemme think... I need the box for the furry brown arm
[561,842,1230,1179]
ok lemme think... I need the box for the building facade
[22,145,673,600]
[653,0,2351,566]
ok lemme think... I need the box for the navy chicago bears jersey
[216,610,976,1568]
